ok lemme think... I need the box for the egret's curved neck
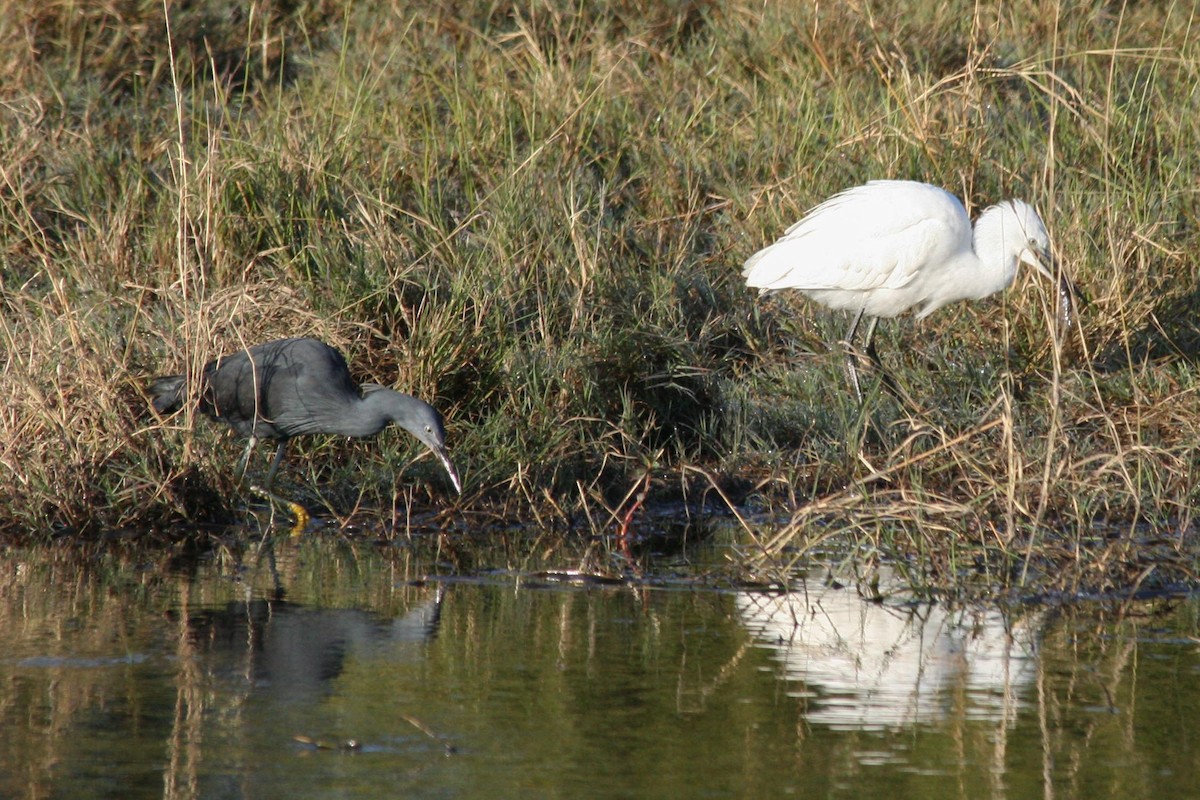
[970,205,1020,298]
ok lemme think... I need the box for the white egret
[743,180,1071,399]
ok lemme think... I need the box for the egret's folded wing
[743,181,968,295]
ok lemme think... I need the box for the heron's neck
[334,385,400,437]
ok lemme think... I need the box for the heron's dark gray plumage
[150,337,460,494]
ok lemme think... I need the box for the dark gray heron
[150,337,461,518]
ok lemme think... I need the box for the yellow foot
[285,501,310,536]
[249,485,310,534]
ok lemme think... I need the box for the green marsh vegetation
[2,1,1198,592]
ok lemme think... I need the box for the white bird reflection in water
[737,577,1039,732]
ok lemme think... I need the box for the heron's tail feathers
[149,375,186,414]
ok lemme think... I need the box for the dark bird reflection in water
[185,587,445,705]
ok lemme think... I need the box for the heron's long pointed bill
[432,445,462,495]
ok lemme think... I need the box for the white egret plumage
[743,180,1070,399]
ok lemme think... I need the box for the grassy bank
[2,1,1198,585]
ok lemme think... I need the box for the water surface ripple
[0,537,1196,799]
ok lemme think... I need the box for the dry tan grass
[0,0,1197,595]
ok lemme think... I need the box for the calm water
[1,535,1197,799]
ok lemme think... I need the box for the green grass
[1,0,1199,590]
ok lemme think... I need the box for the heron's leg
[235,436,259,481]
[249,484,311,534]
[245,439,309,532]
[262,440,288,490]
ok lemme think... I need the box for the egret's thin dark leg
[843,313,909,405]
[859,315,878,357]
[858,315,884,402]
[861,316,916,405]
[842,308,867,403]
